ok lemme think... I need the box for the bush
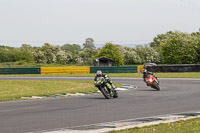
[95,43,124,66]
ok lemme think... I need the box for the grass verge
[0,80,121,102]
[107,117,200,133]
[0,72,200,78]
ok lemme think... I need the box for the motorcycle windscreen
[95,77,104,87]
[146,75,155,84]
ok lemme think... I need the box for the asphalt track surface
[0,77,200,133]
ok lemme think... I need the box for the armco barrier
[147,64,200,72]
[0,67,41,74]
[41,67,90,74]
[90,66,137,73]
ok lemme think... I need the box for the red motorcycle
[145,74,160,91]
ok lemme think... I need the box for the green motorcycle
[95,77,118,99]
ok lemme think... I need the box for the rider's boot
[111,84,116,90]
[111,84,117,93]
[111,84,118,98]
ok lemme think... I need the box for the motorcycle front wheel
[100,87,111,99]
[153,82,160,91]
[113,90,118,98]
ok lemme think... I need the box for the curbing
[41,111,200,133]
[20,84,134,100]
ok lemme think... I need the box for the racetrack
[0,77,200,133]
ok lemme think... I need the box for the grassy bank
[0,80,121,102]
[107,117,200,133]
[0,72,200,78]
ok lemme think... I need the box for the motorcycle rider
[94,70,116,94]
[143,68,158,85]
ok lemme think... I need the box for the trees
[56,51,72,64]
[143,47,161,63]
[150,32,170,48]
[95,43,124,66]
[150,30,200,64]
[135,45,161,64]
[61,44,81,54]
[20,44,33,53]
[1,29,200,66]
[192,31,200,63]
[61,44,81,64]
[33,50,47,64]
[135,45,146,63]
[0,46,34,63]
[83,38,96,49]
[116,46,141,65]
[79,48,97,65]
[159,31,199,64]
[0,48,11,62]
[33,43,72,64]
[61,43,97,65]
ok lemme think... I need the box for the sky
[0,0,200,47]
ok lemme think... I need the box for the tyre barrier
[147,64,200,72]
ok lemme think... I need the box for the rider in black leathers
[94,70,116,92]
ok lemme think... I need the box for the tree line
[0,30,200,66]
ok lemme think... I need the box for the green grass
[107,117,200,133]
[0,80,121,102]
[0,72,200,78]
